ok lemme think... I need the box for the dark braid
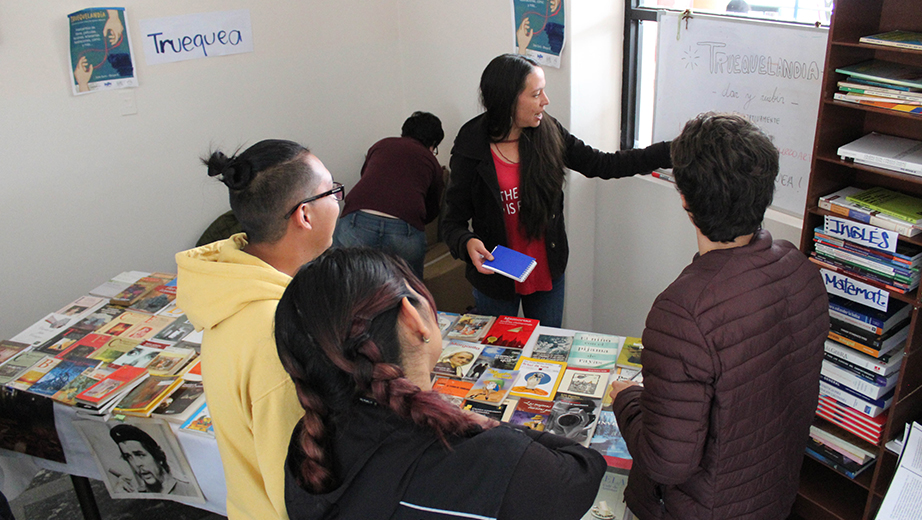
[275,248,492,493]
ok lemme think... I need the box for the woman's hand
[466,239,495,275]
[609,380,639,402]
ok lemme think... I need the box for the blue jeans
[333,211,428,279]
[472,274,565,328]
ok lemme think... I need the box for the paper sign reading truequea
[820,268,889,312]
[139,10,253,65]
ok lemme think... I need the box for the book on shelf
[151,380,205,423]
[838,81,922,103]
[859,30,922,51]
[479,315,539,348]
[567,332,623,369]
[824,350,900,388]
[813,243,919,286]
[819,187,921,237]
[436,311,460,338]
[829,316,911,352]
[816,232,922,271]
[834,92,922,107]
[818,397,888,436]
[530,332,574,362]
[810,422,877,465]
[482,245,537,283]
[824,338,904,377]
[815,404,886,446]
[445,314,496,343]
[431,341,484,379]
[463,367,518,405]
[811,254,911,295]
[827,321,908,359]
[828,294,911,337]
[835,60,922,90]
[805,438,875,479]
[832,93,922,115]
[847,186,922,225]
[837,133,922,176]
[180,402,214,437]
[820,377,894,418]
[821,358,898,400]
[557,366,611,399]
[508,398,555,431]
[510,356,567,401]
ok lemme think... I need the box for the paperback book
[52,366,112,406]
[832,93,922,115]
[510,357,566,401]
[479,315,539,348]
[835,60,922,90]
[180,402,214,437]
[113,375,184,417]
[820,377,894,417]
[508,398,555,431]
[824,338,904,377]
[88,271,149,299]
[859,30,922,51]
[557,366,611,399]
[27,358,98,397]
[463,367,518,405]
[837,133,922,176]
[0,341,29,366]
[546,393,602,447]
[436,311,460,338]
[432,341,483,379]
[0,350,47,385]
[466,346,522,381]
[530,333,574,362]
[828,293,912,337]
[7,356,61,391]
[445,314,496,343]
[431,377,474,407]
[616,337,643,371]
[846,187,922,225]
[820,359,898,400]
[567,332,623,369]
[819,186,921,237]
[151,381,205,423]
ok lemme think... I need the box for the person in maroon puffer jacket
[610,113,829,520]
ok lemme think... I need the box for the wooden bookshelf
[797,1,922,519]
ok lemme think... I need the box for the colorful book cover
[146,346,196,376]
[466,346,522,381]
[35,327,88,356]
[546,393,602,447]
[88,271,149,299]
[431,377,474,399]
[432,341,483,379]
[112,345,163,369]
[76,365,147,406]
[122,315,175,342]
[835,60,922,90]
[129,284,177,314]
[833,93,922,114]
[437,311,460,338]
[72,304,125,332]
[56,333,112,360]
[464,368,519,405]
[90,336,142,364]
[508,397,554,431]
[180,402,214,436]
[0,351,47,385]
[589,410,634,470]
[0,341,29,366]
[445,314,496,342]
[557,367,612,399]
[152,381,205,422]
[114,375,183,416]
[462,400,510,421]
[151,315,195,343]
[510,356,566,401]
[616,337,643,370]
[568,332,623,369]
[531,333,573,362]
[111,272,175,307]
[859,30,922,51]
[480,315,540,348]
[96,311,148,337]
[846,187,922,224]
[6,356,61,391]
[28,358,99,397]
[52,366,112,405]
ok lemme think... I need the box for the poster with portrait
[513,0,566,68]
[74,418,204,503]
[68,7,139,95]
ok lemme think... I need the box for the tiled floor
[7,470,225,520]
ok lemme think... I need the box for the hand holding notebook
[482,245,537,282]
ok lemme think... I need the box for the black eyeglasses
[283,182,344,219]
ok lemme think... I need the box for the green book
[846,187,922,224]
[835,60,922,90]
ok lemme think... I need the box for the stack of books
[807,421,877,479]
[819,186,922,237]
[834,59,922,115]
[812,225,922,294]
[838,132,922,177]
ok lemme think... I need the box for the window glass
[637,0,831,24]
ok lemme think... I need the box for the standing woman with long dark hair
[443,54,672,327]
[275,248,606,520]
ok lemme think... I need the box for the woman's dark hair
[401,111,444,149]
[480,54,566,239]
[274,248,488,493]
[671,113,778,242]
[203,139,316,244]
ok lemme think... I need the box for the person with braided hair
[176,139,342,520]
[275,248,606,520]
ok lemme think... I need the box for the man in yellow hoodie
[176,140,342,519]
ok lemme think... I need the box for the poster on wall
[138,10,254,66]
[68,7,138,95]
[513,0,565,68]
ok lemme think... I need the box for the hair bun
[205,151,254,190]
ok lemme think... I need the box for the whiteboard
[652,11,828,216]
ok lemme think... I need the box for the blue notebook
[483,245,537,282]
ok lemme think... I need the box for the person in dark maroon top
[333,111,444,278]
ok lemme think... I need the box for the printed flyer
[513,0,566,68]
[68,7,138,95]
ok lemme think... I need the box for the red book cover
[816,407,883,445]
[817,397,887,432]
[480,315,540,348]
[56,333,112,360]
[431,377,474,398]
[75,365,147,405]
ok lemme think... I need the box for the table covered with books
[0,272,227,516]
